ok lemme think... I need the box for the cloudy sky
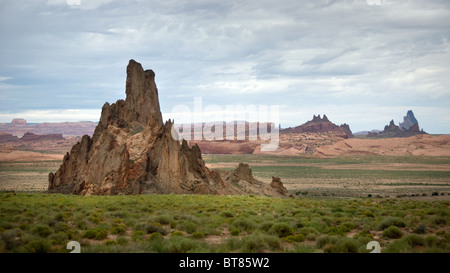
[0,0,449,133]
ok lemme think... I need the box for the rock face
[48,60,288,197]
[399,110,419,131]
[281,114,353,139]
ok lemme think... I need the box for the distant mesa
[0,119,97,137]
[368,110,426,138]
[11,118,27,126]
[21,132,64,142]
[281,114,354,139]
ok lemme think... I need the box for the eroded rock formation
[281,114,353,139]
[48,60,288,197]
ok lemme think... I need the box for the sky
[0,0,449,134]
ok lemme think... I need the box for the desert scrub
[30,225,53,238]
[240,231,282,253]
[230,217,257,233]
[382,226,403,239]
[271,222,294,238]
[283,234,305,243]
[378,217,406,230]
[82,228,108,240]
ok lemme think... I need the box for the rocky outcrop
[270,176,288,195]
[281,114,353,139]
[399,110,419,131]
[0,132,19,143]
[368,111,426,138]
[21,132,64,142]
[221,163,289,197]
[48,60,288,197]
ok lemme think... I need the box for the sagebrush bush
[413,223,426,234]
[230,228,240,236]
[382,226,403,239]
[111,225,126,235]
[378,217,406,230]
[271,223,294,238]
[231,218,257,233]
[31,225,52,238]
[316,235,339,248]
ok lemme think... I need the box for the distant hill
[0,119,97,137]
[280,114,353,139]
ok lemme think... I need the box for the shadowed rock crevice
[48,60,288,197]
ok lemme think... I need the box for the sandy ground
[0,150,64,162]
[315,135,450,156]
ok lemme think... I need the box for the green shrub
[116,236,129,246]
[230,228,241,236]
[323,244,339,253]
[82,229,98,239]
[425,235,438,247]
[432,216,446,226]
[95,229,108,240]
[54,222,69,233]
[155,215,172,225]
[31,225,52,238]
[316,235,339,248]
[181,222,197,234]
[413,224,427,234]
[82,228,108,240]
[132,230,145,242]
[259,221,274,232]
[241,232,282,253]
[231,218,257,233]
[382,226,403,239]
[148,232,163,241]
[171,231,184,237]
[111,225,126,235]
[165,236,202,253]
[191,232,206,239]
[403,234,425,247]
[1,229,22,250]
[220,211,234,218]
[48,232,68,245]
[283,234,305,243]
[378,217,406,230]
[145,223,167,235]
[24,239,51,253]
[337,237,359,253]
[272,223,294,238]
[105,240,117,246]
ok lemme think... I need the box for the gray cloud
[0,0,449,133]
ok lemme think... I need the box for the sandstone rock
[48,60,287,197]
[270,176,288,195]
[0,133,18,143]
[399,110,419,131]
